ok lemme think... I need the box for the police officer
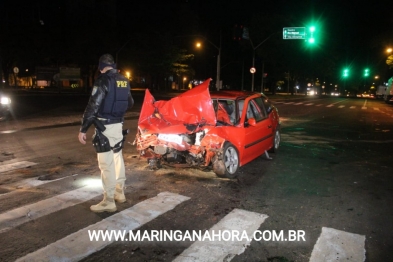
[78,54,134,213]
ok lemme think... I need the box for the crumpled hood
[138,79,216,135]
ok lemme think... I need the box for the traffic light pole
[250,32,279,92]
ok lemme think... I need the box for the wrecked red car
[135,79,281,178]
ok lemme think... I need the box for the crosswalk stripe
[0,182,102,233]
[0,161,37,173]
[362,107,367,109]
[15,192,190,262]
[173,208,268,262]
[350,106,355,109]
[338,105,345,108]
[373,107,379,110]
[0,174,79,196]
[326,104,333,107]
[309,227,365,262]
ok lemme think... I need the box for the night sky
[116,0,393,85]
[1,0,392,90]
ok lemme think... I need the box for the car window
[246,99,264,122]
[261,97,273,114]
[213,99,235,125]
[254,97,268,119]
[233,99,245,124]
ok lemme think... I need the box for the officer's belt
[98,118,124,125]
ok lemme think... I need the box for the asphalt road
[0,91,392,261]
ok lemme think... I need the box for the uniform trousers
[96,123,126,198]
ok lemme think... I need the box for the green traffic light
[343,69,349,77]
[307,26,316,44]
[364,68,369,77]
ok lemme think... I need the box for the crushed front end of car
[134,79,227,174]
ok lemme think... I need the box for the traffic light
[343,68,349,77]
[233,24,243,41]
[364,68,369,77]
[308,26,315,44]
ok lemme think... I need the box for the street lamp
[195,34,221,91]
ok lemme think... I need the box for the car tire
[268,128,281,153]
[214,142,239,179]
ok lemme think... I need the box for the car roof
[210,90,267,100]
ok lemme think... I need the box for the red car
[135,79,281,178]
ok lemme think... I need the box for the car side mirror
[247,118,257,126]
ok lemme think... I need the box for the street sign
[283,27,306,40]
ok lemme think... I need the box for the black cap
[98,54,116,71]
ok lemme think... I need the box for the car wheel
[214,142,239,178]
[268,129,281,153]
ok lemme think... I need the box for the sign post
[283,27,306,40]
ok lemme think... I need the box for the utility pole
[249,31,279,91]
[261,62,265,92]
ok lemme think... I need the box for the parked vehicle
[135,79,281,178]
[383,77,393,103]
[376,85,386,99]
[0,93,12,121]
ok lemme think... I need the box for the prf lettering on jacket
[116,81,128,88]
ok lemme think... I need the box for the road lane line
[326,105,333,107]
[362,99,367,109]
[15,192,189,262]
[294,102,303,105]
[284,102,295,104]
[173,208,268,262]
[0,161,37,173]
[0,184,102,233]
[305,103,314,106]
[338,105,345,108]
[316,104,323,106]
[309,227,365,262]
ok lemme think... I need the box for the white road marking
[173,208,268,262]
[0,161,37,173]
[350,106,355,109]
[309,227,365,262]
[338,105,345,108]
[294,102,304,105]
[15,192,189,262]
[284,102,295,104]
[362,99,367,109]
[0,174,79,196]
[326,104,334,107]
[373,107,379,111]
[316,104,323,106]
[305,103,314,106]
[0,184,102,233]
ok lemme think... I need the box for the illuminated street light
[195,34,222,91]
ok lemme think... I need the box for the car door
[241,96,274,164]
